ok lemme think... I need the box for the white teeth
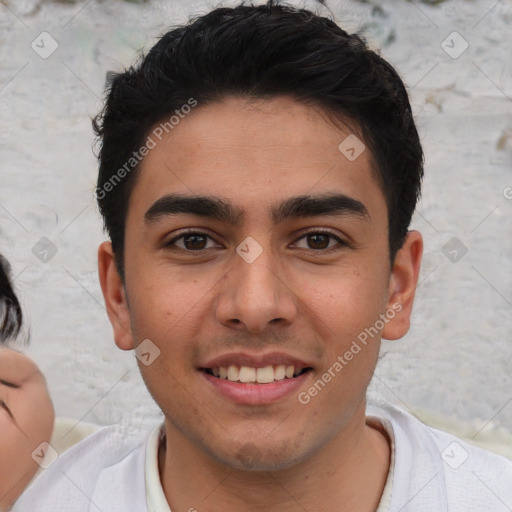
[227,365,239,382]
[274,365,286,380]
[239,366,256,383]
[256,366,274,384]
[210,364,307,383]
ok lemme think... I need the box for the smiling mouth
[203,365,313,384]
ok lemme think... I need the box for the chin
[207,437,316,473]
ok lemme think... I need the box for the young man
[13,2,512,511]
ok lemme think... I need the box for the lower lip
[201,370,312,405]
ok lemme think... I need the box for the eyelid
[165,228,222,250]
[291,228,347,250]
[0,379,21,389]
[166,228,347,251]
[296,227,345,241]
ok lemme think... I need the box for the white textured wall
[1,0,511,445]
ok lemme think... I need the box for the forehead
[130,96,385,222]
[0,348,41,383]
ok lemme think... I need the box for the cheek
[137,354,199,435]
[0,421,41,509]
[128,261,188,315]
[16,388,55,445]
[0,418,30,461]
[129,276,202,378]
[127,266,216,347]
[0,410,42,483]
[302,267,387,334]
[0,413,19,443]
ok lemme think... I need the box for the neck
[158,402,390,512]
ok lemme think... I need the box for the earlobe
[382,230,423,341]
[97,241,134,351]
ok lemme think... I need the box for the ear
[98,241,134,351]
[381,230,423,340]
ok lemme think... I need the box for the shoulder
[428,422,512,509]
[12,421,158,512]
[368,400,512,511]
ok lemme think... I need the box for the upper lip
[199,351,313,370]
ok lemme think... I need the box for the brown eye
[293,230,345,252]
[182,234,208,250]
[307,233,330,249]
[167,231,220,251]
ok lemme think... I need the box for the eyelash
[0,379,20,389]
[165,228,346,253]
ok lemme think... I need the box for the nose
[215,242,299,334]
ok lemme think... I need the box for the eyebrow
[144,193,369,226]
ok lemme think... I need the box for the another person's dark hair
[93,0,424,279]
[0,255,22,342]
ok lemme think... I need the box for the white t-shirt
[143,416,395,512]
[12,400,512,512]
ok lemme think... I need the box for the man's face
[100,96,418,471]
